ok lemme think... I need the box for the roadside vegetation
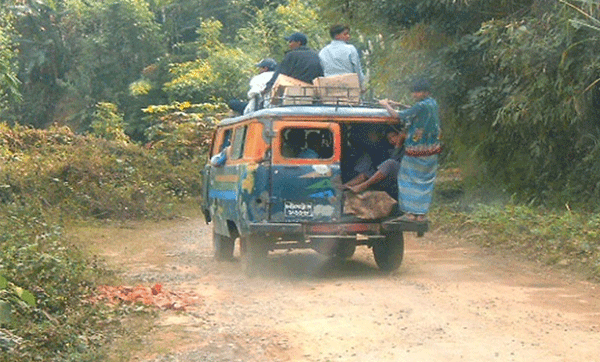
[434,175,600,282]
[0,110,214,360]
[2,0,600,361]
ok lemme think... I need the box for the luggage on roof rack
[270,73,361,107]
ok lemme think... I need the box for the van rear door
[269,121,342,223]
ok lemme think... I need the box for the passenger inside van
[281,128,305,158]
[298,132,321,158]
[281,128,333,159]
[342,125,397,196]
[344,127,405,196]
[210,129,232,167]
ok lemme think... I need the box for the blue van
[201,104,428,275]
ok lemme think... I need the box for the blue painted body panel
[269,164,342,223]
[207,160,271,237]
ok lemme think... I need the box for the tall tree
[8,0,68,127]
[0,11,20,119]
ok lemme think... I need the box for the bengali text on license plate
[284,201,313,218]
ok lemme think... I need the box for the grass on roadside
[0,123,205,362]
[432,177,600,282]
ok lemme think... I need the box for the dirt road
[94,217,600,362]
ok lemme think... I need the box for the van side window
[220,129,232,151]
[281,128,333,159]
[231,125,248,160]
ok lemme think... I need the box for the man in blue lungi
[379,79,442,222]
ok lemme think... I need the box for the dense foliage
[0,11,20,116]
[0,205,121,361]
[0,120,212,361]
[314,0,600,208]
[0,0,322,136]
[435,2,600,208]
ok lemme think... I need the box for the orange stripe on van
[215,174,239,183]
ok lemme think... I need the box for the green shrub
[0,121,205,361]
[0,204,124,361]
[0,122,205,220]
[433,195,600,281]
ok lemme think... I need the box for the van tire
[373,232,404,272]
[240,236,267,277]
[213,230,235,261]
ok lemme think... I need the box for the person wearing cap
[264,32,324,92]
[319,25,365,89]
[227,58,277,114]
[379,79,442,222]
[243,58,277,114]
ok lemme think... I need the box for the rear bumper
[248,219,428,237]
[249,223,303,236]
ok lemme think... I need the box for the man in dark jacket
[265,32,324,91]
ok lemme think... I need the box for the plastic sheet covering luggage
[343,190,397,219]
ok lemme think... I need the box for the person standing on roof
[319,25,365,90]
[265,32,324,92]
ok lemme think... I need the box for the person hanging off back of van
[379,78,442,223]
[319,24,365,90]
[264,32,324,93]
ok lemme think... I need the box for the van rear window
[281,128,333,159]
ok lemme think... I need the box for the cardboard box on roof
[281,86,317,105]
[273,74,311,88]
[314,73,361,105]
[271,74,315,105]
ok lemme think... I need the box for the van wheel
[240,236,267,277]
[373,232,404,272]
[213,229,235,261]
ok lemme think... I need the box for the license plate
[284,201,313,218]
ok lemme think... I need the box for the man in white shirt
[319,25,365,89]
[244,58,277,114]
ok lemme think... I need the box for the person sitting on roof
[244,58,277,114]
[228,58,277,114]
[319,24,365,90]
[264,32,324,93]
